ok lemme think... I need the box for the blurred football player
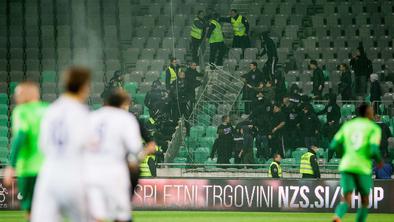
[331,103,383,222]
[86,88,155,222]
[3,81,48,221]
[31,67,91,222]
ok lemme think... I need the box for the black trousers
[355,75,367,95]
[232,35,250,50]
[264,57,277,81]
[191,37,203,64]
[209,42,226,66]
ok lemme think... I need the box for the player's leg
[86,186,108,222]
[17,176,37,220]
[355,174,372,222]
[114,179,132,222]
[333,173,355,222]
[31,181,61,222]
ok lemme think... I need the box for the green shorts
[340,172,372,196]
[17,176,37,211]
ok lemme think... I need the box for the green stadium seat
[0,104,8,115]
[124,82,138,95]
[341,104,355,117]
[0,127,8,137]
[197,114,211,126]
[281,158,296,170]
[0,93,8,104]
[381,115,390,125]
[143,106,149,115]
[204,158,217,168]
[313,104,325,113]
[92,104,102,110]
[296,147,308,153]
[318,115,327,124]
[198,137,215,151]
[194,147,210,163]
[189,125,205,140]
[173,157,187,168]
[42,71,57,83]
[134,93,146,105]
[205,126,217,137]
[203,103,216,114]
[177,146,189,158]
[328,158,340,170]
[0,115,8,127]
[0,137,8,150]
[185,137,198,150]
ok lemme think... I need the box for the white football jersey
[86,106,143,166]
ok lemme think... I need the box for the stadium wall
[0,179,393,213]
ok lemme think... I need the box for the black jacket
[312,68,325,94]
[299,111,320,137]
[370,81,382,102]
[242,69,263,87]
[350,55,373,77]
[185,67,203,99]
[317,103,341,124]
[339,71,352,99]
[259,36,277,59]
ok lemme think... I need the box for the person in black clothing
[274,68,287,103]
[258,32,278,81]
[241,62,264,114]
[268,104,286,157]
[240,121,255,166]
[270,153,282,178]
[144,80,169,117]
[185,62,203,111]
[317,94,341,159]
[233,123,244,165]
[302,145,321,179]
[338,63,353,101]
[190,10,207,64]
[250,91,272,159]
[375,115,392,158]
[211,115,234,165]
[299,104,320,148]
[350,45,373,96]
[165,57,179,90]
[370,74,382,114]
[219,9,250,51]
[310,60,325,100]
[282,95,301,152]
[169,69,189,121]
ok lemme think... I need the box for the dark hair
[63,66,91,94]
[104,88,131,108]
[273,153,281,159]
[170,57,176,62]
[357,102,371,117]
[250,62,257,67]
[222,115,229,122]
[231,9,237,13]
[310,60,318,66]
[340,63,349,70]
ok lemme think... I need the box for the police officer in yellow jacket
[269,153,282,178]
[220,9,250,51]
[206,13,226,68]
[300,145,321,178]
[140,145,161,177]
[165,57,179,90]
[190,10,207,64]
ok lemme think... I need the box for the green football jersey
[11,101,48,176]
[331,117,382,175]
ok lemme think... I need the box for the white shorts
[31,170,88,222]
[86,165,131,221]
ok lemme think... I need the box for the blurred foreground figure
[3,81,47,221]
[86,89,155,222]
[331,103,383,222]
[31,67,91,222]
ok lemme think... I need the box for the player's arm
[310,155,321,178]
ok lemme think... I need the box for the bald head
[14,81,40,105]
